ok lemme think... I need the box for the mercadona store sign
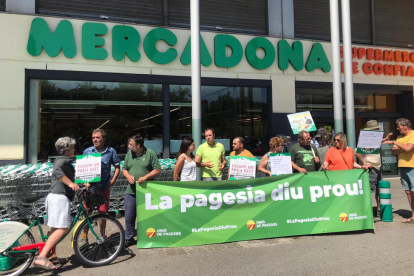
[26,18,331,73]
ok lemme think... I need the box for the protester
[317,132,331,170]
[174,137,197,181]
[356,120,382,216]
[81,129,120,245]
[322,132,366,171]
[312,127,327,147]
[383,118,414,223]
[34,137,80,270]
[122,134,161,247]
[227,137,254,179]
[290,131,320,174]
[258,137,284,177]
[230,137,254,158]
[195,128,226,181]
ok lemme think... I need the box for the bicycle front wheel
[73,214,125,267]
[0,230,35,276]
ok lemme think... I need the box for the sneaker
[80,238,89,247]
[124,239,136,248]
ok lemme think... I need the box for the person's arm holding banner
[138,169,161,184]
[138,153,162,184]
[355,149,372,169]
[291,161,307,174]
[290,146,307,174]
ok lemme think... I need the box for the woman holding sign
[174,137,197,181]
[258,137,284,176]
[322,133,367,171]
[33,137,80,270]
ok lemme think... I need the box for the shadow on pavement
[24,248,135,275]
[393,209,412,218]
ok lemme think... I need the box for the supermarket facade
[1,0,414,175]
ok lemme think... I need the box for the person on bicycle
[34,137,81,270]
[81,129,121,246]
[122,134,161,247]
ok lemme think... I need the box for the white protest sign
[356,130,384,154]
[270,153,293,176]
[228,156,256,180]
[75,153,102,183]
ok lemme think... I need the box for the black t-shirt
[50,156,76,200]
[289,143,320,173]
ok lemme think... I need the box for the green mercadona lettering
[27,18,331,72]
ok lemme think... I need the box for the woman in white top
[174,137,197,181]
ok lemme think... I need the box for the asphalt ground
[20,178,414,276]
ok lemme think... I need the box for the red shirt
[325,147,354,171]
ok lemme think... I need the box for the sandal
[34,257,56,270]
[49,257,69,265]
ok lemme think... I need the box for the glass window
[38,80,163,161]
[297,87,399,113]
[170,85,269,157]
[296,88,333,111]
[375,94,397,112]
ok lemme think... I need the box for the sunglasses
[334,139,341,142]
[300,138,311,141]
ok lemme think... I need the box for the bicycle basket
[0,242,19,271]
[82,187,105,209]
[0,255,17,271]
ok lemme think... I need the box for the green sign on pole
[136,170,373,248]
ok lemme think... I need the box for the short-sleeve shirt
[123,147,161,195]
[229,149,254,166]
[396,130,414,168]
[50,156,76,201]
[83,146,120,190]
[230,150,254,158]
[196,141,225,178]
[325,147,355,171]
[289,143,320,172]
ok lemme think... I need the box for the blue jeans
[124,193,136,241]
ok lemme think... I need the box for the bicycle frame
[4,201,101,256]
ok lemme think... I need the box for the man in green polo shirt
[122,134,161,247]
[195,128,226,181]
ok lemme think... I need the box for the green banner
[136,170,373,248]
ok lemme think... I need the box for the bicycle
[0,185,125,276]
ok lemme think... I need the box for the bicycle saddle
[22,194,46,204]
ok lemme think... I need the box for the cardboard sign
[75,153,102,183]
[287,111,317,134]
[270,153,293,176]
[228,156,256,180]
[356,130,384,154]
